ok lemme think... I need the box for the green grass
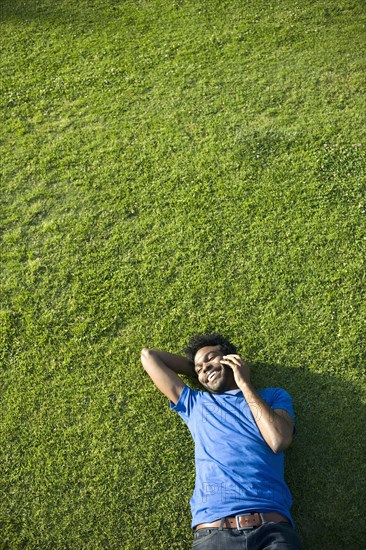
[1,0,365,548]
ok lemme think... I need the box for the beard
[201,364,236,394]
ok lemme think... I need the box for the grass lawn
[1,0,365,548]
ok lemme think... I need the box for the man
[141,333,302,549]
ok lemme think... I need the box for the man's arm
[141,348,194,405]
[239,386,294,453]
[220,354,294,453]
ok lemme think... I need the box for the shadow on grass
[248,361,365,550]
[184,361,364,549]
[0,0,113,25]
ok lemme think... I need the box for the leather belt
[195,512,289,531]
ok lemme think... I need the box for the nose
[202,360,215,373]
[201,362,210,373]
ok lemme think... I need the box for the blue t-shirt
[170,386,295,529]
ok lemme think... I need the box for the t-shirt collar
[224,388,242,395]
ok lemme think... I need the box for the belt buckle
[235,513,254,531]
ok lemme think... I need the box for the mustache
[206,363,230,378]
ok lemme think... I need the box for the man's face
[194,345,238,393]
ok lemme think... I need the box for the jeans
[192,521,302,549]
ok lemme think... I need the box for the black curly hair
[183,333,237,366]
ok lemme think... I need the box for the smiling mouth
[207,370,220,383]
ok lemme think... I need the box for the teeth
[208,371,217,382]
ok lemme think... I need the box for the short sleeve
[169,384,201,424]
[264,387,295,427]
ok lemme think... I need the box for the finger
[222,354,242,362]
[221,356,241,367]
